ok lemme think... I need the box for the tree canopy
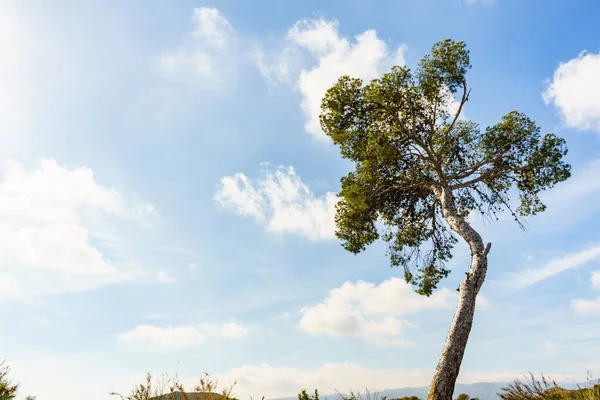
[320,39,571,296]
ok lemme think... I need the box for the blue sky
[1,0,600,399]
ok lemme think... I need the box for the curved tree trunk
[427,187,492,400]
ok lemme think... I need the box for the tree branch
[449,164,530,190]
[444,79,469,138]
[446,142,516,183]
[406,97,448,185]
[482,242,492,257]
[370,180,437,202]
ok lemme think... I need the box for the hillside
[150,392,235,400]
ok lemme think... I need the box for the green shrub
[111,373,238,400]
[299,389,320,400]
[498,373,600,400]
[390,397,422,400]
[0,360,19,400]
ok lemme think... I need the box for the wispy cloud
[132,203,159,227]
[202,322,248,339]
[118,321,248,348]
[505,246,600,289]
[592,270,600,289]
[571,270,600,314]
[571,296,600,314]
[155,271,178,284]
[119,325,206,348]
[156,7,238,93]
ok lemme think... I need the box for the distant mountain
[268,382,509,400]
[380,382,509,400]
[268,379,600,400]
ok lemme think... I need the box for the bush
[0,360,19,400]
[110,372,239,400]
[299,390,320,400]
[498,373,600,400]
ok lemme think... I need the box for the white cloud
[132,203,159,228]
[11,356,589,400]
[215,363,430,399]
[252,18,473,141]
[291,19,407,140]
[157,7,237,92]
[440,84,468,121]
[206,363,544,400]
[571,270,600,314]
[0,159,146,301]
[505,245,600,289]
[0,272,26,302]
[215,165,338,240]
[255,18,407,141]
[155,271,178,284]
[542,340,556,350]
[119,322,248,348]
[119,325,206,348]
[592,270,600,289]
[202,322,248,339]
[571,297,600,314]
[543,50,600,133]
[252,44,299,85]
[299,278,455,346]
[0,159,123,222]
[133,203,158,218]
[214,172,265,220]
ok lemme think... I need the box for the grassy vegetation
[1,359,599,400]
[497,373,600,400]
[107,371,600,400]
[109,372,239,400]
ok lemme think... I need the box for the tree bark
[427,186,491,400]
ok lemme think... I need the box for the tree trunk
[427,187,491,400]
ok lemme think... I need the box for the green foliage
[299,389,320,400]
[111,373,239,400]
[112,373,598,400]
[0,361,19,400]
[454,394,478,400]
[337,388,382,400]
[319,39,571,295]
[498,373,600,400]
[390,397,421,400]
